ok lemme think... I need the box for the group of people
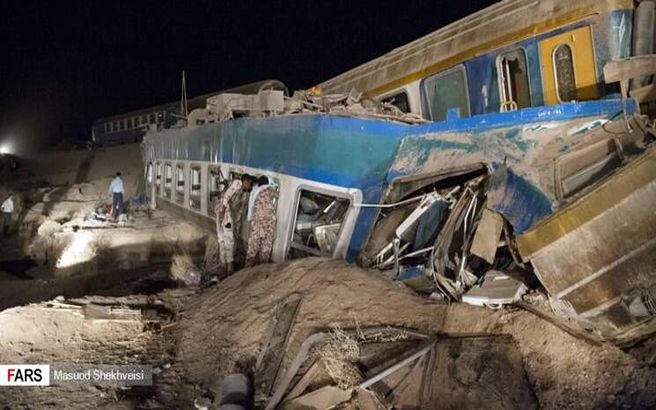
[106,169,276,275]
[214,173,277,275]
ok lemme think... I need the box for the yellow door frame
[540,26,599,105]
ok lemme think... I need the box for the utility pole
[180,70,188,118]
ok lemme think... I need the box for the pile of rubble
[186,87,427,127]
[168,258,656,409]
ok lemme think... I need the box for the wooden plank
[255,294,302,400]
[281,385,351,410]
[604,55,656,83]
[630,83,656,103]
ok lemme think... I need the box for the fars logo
[0,365,50,386]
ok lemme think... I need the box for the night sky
[0,0,496,154]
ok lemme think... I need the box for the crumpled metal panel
[518,148,656,342]
[386,99,638,233]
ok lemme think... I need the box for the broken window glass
[175,165,185,203]
[554,44,577,102]
[555,138,623,201]
[190,166,201,210]
[423,66,470,121]
[164,163,172,199]
[381,91,410,113]
[498,48,531,110]
[154,162,161,195]
[287,190,350,259]
[146,162,153,185]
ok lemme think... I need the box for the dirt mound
[174,258,445,395]
[172,258,656,409]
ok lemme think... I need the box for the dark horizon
[0,0,496,154]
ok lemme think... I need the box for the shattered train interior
[362,165,536,307]
[288,190,350,259]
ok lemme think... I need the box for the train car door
[539,26,598,105]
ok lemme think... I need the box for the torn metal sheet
[485,164,552,234]
[518,147,656,343]
[461,271,527,308]
[430,176,486,299]
[469,208,504,264]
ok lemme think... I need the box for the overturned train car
[144,95,655,344]
[144,0,656,344]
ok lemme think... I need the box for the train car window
[135,117,141,127]
[142,115,148,125]
[288,189,350,259]
[554,44,577,102]
[104,123,109,133]
[175,165,185,203]
[149,114,156,124]
[157,112,164,124]
[190,166,201,210]
[164,164,172,199]
[423,66,470,121]
[381,91,410,113]
[208,167,224,215]
[127,118,133,129]
[155,162,162,195]
[497,49,531,110]
[114,121,120,131]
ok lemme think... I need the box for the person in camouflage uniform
[231,174,254,269]
[245,180,277,267]
[215,178,242,275]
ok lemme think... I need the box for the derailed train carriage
[144,0,656,344]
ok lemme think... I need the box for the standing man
[232,174,254,269]
[245,177,278,267]
[108,172,125,220]
[215,178,242,276]
[2,192,14,237]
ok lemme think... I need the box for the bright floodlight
[0,146,6,155]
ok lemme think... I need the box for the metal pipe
[359,338,436,389]
[353,195,424,209]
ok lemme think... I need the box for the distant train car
[316,0,639,119]
[91,80,287,147]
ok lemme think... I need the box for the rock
[37,220,63,237]
[193,397,212,410]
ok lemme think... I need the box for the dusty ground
[1,258,655,409]
[167,258,656,409]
